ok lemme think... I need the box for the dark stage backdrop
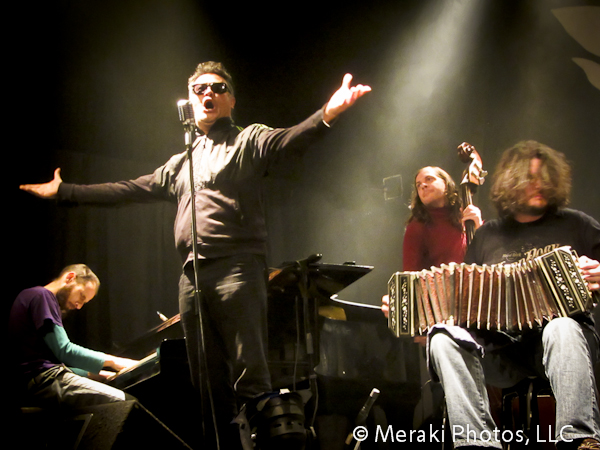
[7,0,599,352]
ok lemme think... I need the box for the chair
[501,377,555,450]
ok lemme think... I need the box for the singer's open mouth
[203,98,215,110]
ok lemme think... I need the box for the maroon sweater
[402,207,466,271]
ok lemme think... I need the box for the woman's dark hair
[408,166,463,229]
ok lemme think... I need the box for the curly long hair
[408,166,463,229]
[490,140,571,218]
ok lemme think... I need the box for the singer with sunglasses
[20,61,370,450]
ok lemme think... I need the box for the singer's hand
[323,74,371,124]
[20,168,63,199]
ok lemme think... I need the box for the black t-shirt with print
[465,208,600,266]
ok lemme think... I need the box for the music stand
[267,255,373,432]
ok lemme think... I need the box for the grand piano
[107,256,422,449]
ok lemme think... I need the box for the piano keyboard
[107,350,160,389]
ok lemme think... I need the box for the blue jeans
[429,318,600,448]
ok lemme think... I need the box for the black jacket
[58,108,331,265]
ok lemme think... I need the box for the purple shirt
[8,286,65,379]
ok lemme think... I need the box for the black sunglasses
[191,82,229,96]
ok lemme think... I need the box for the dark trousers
[178,253,272,448]
[25,365,131,410]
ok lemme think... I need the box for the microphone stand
[294,254,322,437]
[182,118,220,450]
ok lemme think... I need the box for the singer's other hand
[323,74,371,124]
[20,168,62,198]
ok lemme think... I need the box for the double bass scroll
[457,142,487,245]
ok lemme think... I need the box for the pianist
[8,264,139,409]
[19,61,371,448]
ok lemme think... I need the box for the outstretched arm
[20,168,63,199]
[323,74,371,124]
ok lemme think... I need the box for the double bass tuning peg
[479,170,488,185]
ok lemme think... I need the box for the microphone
[178,100,196,149]
[344,388,380,448]
[355,388,380,426]
[177,99,195,128]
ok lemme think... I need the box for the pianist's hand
[381,294,390,318]
[87,370,115,382]
[579,255,600,291]
[104,355,140,372]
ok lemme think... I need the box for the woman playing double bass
[382,144,486,318]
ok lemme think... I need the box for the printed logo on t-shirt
[502,243,562,264]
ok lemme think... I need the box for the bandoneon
[387,246,594,337]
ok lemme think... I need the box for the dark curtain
[7,0,600,352]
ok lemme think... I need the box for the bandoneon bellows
[387,246,594,337]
